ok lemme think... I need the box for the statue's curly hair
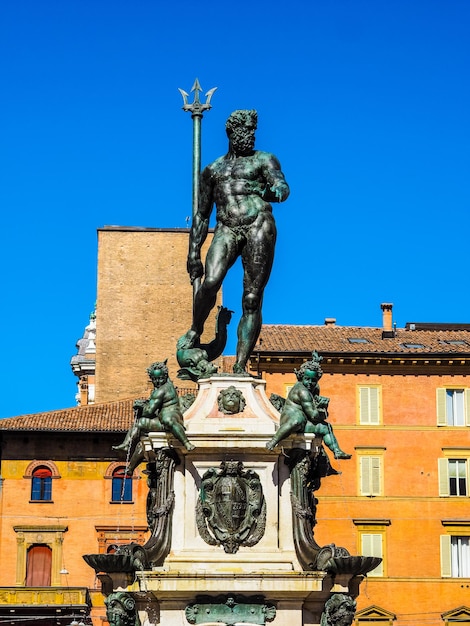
[146,360,169,377]
[104,591,141,626]
[225,109,258,136]
[320,593,356,626]
[217,385,246,413]
[295,359,323,381]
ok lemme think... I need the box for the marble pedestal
[100,376,364,626]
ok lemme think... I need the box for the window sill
[29,500,54,504]
[110,501,134,505]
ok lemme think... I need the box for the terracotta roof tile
[256,325,470,355]
[0,399,135,432]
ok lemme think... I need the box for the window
[354,519,389,578]
[13,526,67,587]
[401,342,426,349]
[437,388,470,426]
[441,535,470,577]
[439,339,468,346]
[355,606,396,626]
[439,459,468,496]
[358,386,381,425]
[450,460,467,496]
[348,338,369,344]
[25,544,52,586]
[361,533,384,577]
[442,606,470,626]
[112,467,133,502]
[31,466,52,501]
[24,461,59,503]
[359,456,382,496]
[284,384,294,397]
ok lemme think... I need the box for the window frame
[361,533,384,577]
[439,454,470,497]
[24,461,60,504]
[111,466,133,503]
[13,525,67,587]
[31,466,53,502]
[354,519,390,578]
[441,534,470,578]
[437,388,470,426]
[358,385,382,425]
[359,456,382,496]
[356,447,386,497]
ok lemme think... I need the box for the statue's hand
[133,399,147,417]
[187,256,204,283]
[271,181,287,201]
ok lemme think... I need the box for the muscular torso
[206,151,278,227]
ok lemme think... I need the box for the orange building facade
[253,310,470,626]
[0,400,145,625]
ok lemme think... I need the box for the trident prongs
[178,78,217,116]
[178,77,217,304]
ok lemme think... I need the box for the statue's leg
[235,216,276,372]
[191,227,238,338]
[266,414,305,450]
[160,414,195,451]
[170,423,195,451]
[317,423,351,459]
[113,422,141,451]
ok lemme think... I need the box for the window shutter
[371,457,381,496]
[361,533,383,576]
[465,389,470,426]
[361,533,373,555]
[359,387,380,425]
[438,458,450,497]
[436,388,447,426]
[440,534,452,577]
[371,534,384,576]
[359,388,370,424]
[369,387,379,425]
[360,457,371,495]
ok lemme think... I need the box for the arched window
[25,544,52,586]
[31,466,52,501]
[111,467,133,502]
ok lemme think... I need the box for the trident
[178,78,217,303]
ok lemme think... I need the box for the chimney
[381,303,394,338]
[324,318,336,326]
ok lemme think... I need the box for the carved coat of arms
[196,460,266,553]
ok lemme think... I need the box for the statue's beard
[230,129,255,155]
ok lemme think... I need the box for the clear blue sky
[1,0,469,418]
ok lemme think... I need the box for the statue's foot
[184,441,196,451]
[112,443,129,452]
[177,330,199,350]
[266,440,276,451]
[334,450,352,460]
[233,362,246,374]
